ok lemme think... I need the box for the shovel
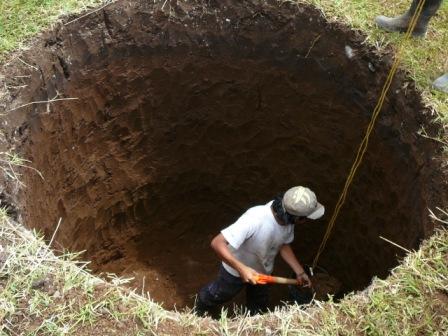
[255,273,314,304]
[254,274,299,285]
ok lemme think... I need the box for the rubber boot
[192,296,213,317]
[375,0,443,37]
[432,73,448,93]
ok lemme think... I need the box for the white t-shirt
[221,201,294,277]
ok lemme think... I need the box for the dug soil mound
[0,0,446,310]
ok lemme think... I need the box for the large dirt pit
[1,0,446,311]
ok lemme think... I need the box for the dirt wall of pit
[0,0,446,309]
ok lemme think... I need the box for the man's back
[221,201,294,276]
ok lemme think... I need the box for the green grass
[0,0,105,55]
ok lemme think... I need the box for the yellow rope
[312,0,427,269]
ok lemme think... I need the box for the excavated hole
[3,0,445,311]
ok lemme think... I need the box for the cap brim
[307,203,325,220]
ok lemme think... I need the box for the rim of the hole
[0,0,446,331]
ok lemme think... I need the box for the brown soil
[0,0,446,312]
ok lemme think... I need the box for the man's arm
[279,244,312,287]
[211,233,259,284]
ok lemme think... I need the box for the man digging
[195,186,324,316]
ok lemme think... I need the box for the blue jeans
[196,266,269,316]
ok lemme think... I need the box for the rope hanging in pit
[312,0,428,270]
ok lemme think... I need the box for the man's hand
[279,244,312,287]
[297,272,312,287]
[211,234,259,284]
[238,265,259,285]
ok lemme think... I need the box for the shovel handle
[255,274,298,285]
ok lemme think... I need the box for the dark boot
[375,0,443,37]
[192,297,211,317]
[432,73,448,93]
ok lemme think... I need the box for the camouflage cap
[282,186,325,220]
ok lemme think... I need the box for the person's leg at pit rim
[375,0,447,93]
[375,0,443,37]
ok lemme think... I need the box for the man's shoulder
[243,201,273,221]
[246,201,271,212]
